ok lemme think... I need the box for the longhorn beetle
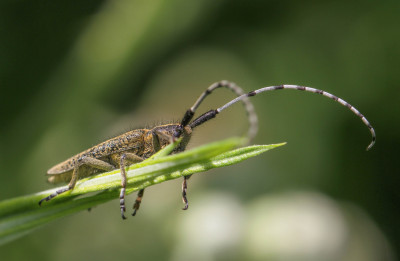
[39,80,375,219]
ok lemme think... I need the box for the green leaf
[0,137,285,245]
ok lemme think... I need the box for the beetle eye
[173,126,183,138]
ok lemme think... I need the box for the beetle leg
[118,153,144,219]
[39,157,115,205]
[181,175,192,210]
[127,131,166,216]
[39,166,79,205]
[153,129,192,211]
[132,189,144,216]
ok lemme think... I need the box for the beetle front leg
[153,129,192,211]
[181,175,192,210]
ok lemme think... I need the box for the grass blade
[0,138,285,245]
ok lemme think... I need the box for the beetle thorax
[149,124,192,154]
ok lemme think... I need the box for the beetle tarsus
[182,176,189,210]
[119,190,126,220]
[38,197,47,206]
[38,187,70,206]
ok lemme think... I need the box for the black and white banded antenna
[177,80,258,143]
[186,84,376,151]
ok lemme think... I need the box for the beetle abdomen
[47,129,147,175]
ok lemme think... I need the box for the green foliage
[0,138,285,245]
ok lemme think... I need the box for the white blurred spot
[169,190,395,261]
[245,192,347,261]
[170,191,244,261]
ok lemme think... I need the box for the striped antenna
[180,81,258,143]
[217,84,376,150]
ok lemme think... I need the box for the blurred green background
[0,0,399,260]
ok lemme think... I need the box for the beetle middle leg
[119,130,166,218]
[39,157,115,205]
[181,175,191,210]
[117,153,144,219]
